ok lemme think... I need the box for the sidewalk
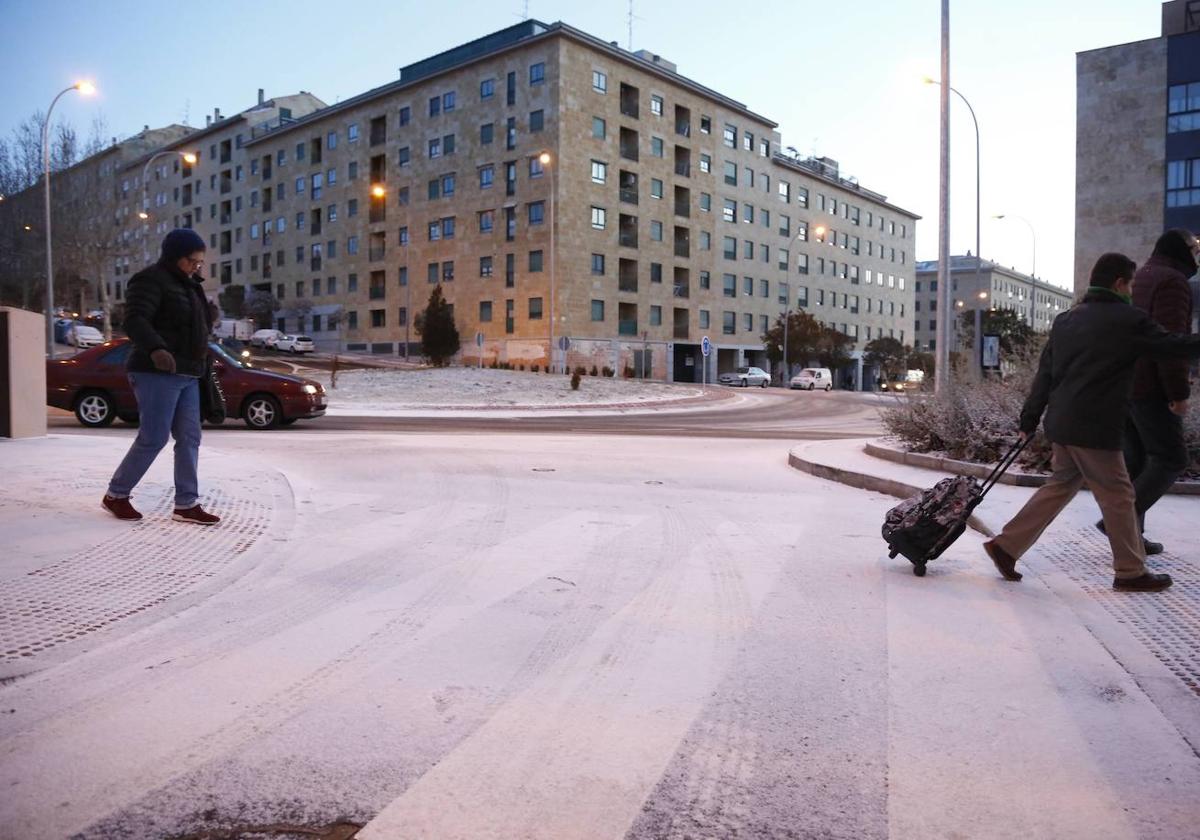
[790,437,1200,755]
[0,434,294,681]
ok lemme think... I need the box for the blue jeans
[107,372,202,508]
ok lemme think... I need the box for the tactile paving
[0,481,271,667]
[1038,531,1200,697]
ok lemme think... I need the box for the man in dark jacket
[983,252,1200,592]
[1115,229,1200,553]
[102,229,221,525]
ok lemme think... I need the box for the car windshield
[208,342,250,369]
[736,367,749,374]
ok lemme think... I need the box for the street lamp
[992,213,1036,279]
[43,80,97,356]
[138,150,196,221]
[924,76,982,380]
[537,151,557,372]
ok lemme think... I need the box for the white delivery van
[789,368,833,391]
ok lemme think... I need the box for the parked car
[46,338,327,430]
[718,366,771,387]
[53,318,77,344]
[790,368,833,391]
[275,334,315,354]
[218,336,252,361]
[66,323,105,348]
[249,328,284,349]
[880,370,926,393]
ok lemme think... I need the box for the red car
[47,339,327,430]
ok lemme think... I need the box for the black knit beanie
[160,228,207,263]
[1151,228,1198,275]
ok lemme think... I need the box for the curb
[787,443,994,538]
[324,386,736,414]
[864,439,1200,496]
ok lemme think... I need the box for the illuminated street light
[371,184,386,198]
[43,80,98,356]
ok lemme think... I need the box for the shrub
[602,366,615,378]
[574,365,587,377]
[531,364,539,373]
[590,365,599,376]
[623,364,634,378]
[571,371,582,390]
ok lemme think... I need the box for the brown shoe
[983,540,1022,581]
[102,494,142,521]
[172,505,220,526]
[1113,572,1172,592]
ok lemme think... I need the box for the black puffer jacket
[1020,287,1200,450]
[1131,254,1195,402]
[123,260,213,377]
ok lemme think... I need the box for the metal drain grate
[1037,531,1200,697]
[0,481,272,667]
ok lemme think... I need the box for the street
[5,396,1199,839]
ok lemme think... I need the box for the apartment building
[1075,0,1200,294]
[5,20,918,384]
[913,256,1074,353]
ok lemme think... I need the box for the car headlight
[302,384,319,395]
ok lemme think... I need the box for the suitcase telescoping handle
[978,436,1030,499]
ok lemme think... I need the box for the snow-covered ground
[3,429,1199,839]
[312,366,712,413]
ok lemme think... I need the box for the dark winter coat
[1019,287,1200,450]
[1131,254,1195,402]
[122,260,213,377]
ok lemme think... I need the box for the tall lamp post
[43,80,97,356]
[536,151,557,372]
[138,150,198,264]
[992,213,1037,279]
[925,76,982,379]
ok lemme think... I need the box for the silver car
[718,366,771,387]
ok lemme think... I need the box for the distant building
[1075,0,1200,295]
[913,256,1073,353]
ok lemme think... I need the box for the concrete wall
[0,308,47,438]
[1075,38,1167,296]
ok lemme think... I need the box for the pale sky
[0,0,1165,290]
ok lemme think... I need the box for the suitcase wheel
[912,562,927,577]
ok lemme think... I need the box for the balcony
[368,247,385,262]
[619,83,639,118]
[673,227,690,259]
[618,258,638,293]
[674,145,691,178]
[618,320,638,336]
[619,214,638,249]
[673,267,689,299]
[311,256,322,271]
[673,308,689,339]
[619,127,639,162]
[619,170,638,205]
[675,104,691,137]
[311,220,322,236]
[369,286,386,300]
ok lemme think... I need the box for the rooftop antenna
[519,0,529,19]
[627,0,644,50]
[182,98,190,127]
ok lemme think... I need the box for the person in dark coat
[102,229,220,525]
[1114,229,1200,554]
[983,252,1200,592]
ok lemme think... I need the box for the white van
[790,368,833,391]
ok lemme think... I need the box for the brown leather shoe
[172,505,220,526]
[102,494,142,521]
[983,540,1022,581]
[1113,572,1172,592]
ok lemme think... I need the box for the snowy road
[2,429,1199,839]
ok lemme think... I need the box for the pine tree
[416,284,460,366]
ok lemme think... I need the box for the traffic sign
[558,336,571,351]
[474,331,484,348]
[701,336,711,357]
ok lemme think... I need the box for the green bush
[571,371,582,390]
[590,365,599,376]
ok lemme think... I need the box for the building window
[529,297,544,319]
[1167,157,1200,207]
[479,210,494,232]
[650,95,663,116]
[530,62,545,85]
[591,299,605,321]
[651,137,664,157]
[723,124,737,148]
[530,109,545,132]
[699,309,710,329]
[650,305,662,326]
[699,154,711,174]
[348,123,359,143]
[481,78,495,99]
[650,178,663,199]
[723,273,736,297]
[480,165,494,189]
[592,70,607,93]
[591,206,607,229]
[529,250,544,272]
[399,106,411,126]
[1168,82,1200,133]
[591,160,607,183]
[480,256,494,277]
[591,253,605,275]
[480,300,493,322]
[593,117,606,139]
[723,161,737,186]
[528,201,545,225]
[650,220,663,241]
[723,311,735,335]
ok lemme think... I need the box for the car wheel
[825,384,832,392]
[243,394,282,430]
[808,383,815,391]
[760,380,767,388]
[75,391,116,427]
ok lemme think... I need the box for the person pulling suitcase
[983,252,1200,592]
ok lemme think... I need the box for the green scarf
[1086,285,1132,304]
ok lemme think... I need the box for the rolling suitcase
[881,438,1028,577]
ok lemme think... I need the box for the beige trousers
[992,443,1146,579]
